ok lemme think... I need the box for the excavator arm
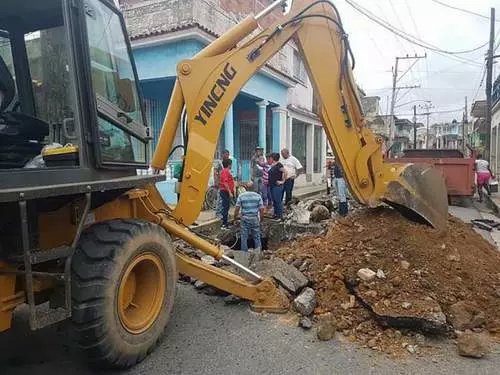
[151,0,448,230]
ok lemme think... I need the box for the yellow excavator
[0,0,447,368]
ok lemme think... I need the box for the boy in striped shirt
[234,181,265,252]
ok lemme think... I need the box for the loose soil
[276,207,500,357]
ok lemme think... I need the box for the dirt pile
[276,207,500,356]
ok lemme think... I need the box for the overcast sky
[293,0,499,124]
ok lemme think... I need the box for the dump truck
[0,0,448,368]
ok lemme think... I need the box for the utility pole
[388,54,426,150]
[462,96,468,154]
[419,102,433,149]
[413,105,417,149]
[485,7,495,160]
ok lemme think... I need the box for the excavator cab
[0,0,161,251]
[0,0,151,181]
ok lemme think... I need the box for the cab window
[84,0,147,165]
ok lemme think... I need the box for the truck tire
[71,219,177,368]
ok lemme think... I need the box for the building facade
[489,76,500,177]
[430,120,464,150]
[120,0,326,187]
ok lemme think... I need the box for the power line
[388,0,416,55]
[429,0,500,23]
[472,63,487,102]
[396,108,464,116]
[345,0,489,56]
[397,58,420,82]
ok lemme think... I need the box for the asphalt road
[1,282,499,375]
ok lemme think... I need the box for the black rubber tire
[71,219,177,369]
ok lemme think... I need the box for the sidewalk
[192,184,327,228]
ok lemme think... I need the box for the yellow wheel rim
[118,252,166,334]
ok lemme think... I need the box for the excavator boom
[151,0,448,230]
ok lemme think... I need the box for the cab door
[82,0,149,169]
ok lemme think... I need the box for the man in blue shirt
[234,181,265,251]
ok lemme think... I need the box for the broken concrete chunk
[400,260,410,270]
[457,332,490,358]
[357,268,376,282]
[293,287,317,316]
[310,205,331,222]
[201,255,216,265]
[194,280,207,290]
[299,316,313,330]
[224,294,242,304]
[341,295,356,310]
[406,345,417,354]
[252,258,308,294]
[401,302,412,309]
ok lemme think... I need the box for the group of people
[213,147,303,252]
[250,147,303,219]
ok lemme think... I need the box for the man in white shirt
[281,148,303,205]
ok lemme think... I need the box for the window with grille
[293,50,306,82]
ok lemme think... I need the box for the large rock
[357,268,376,282]
[448,301,485,330]
[252,258,309,294]
[317,317,336,341]
[310,205,331,222]
[299,316,313,329]
[293,287,316,316]
[457,332,490,358]
[308,199,335,213]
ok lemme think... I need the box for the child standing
[219,158,235,228]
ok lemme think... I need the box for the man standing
[214,149,231,187]
[280,148,303,205]
[214,149,231,216]
[219,159,235,228]
[234,181,265,252]
[251,146,266,197]
[333,159,348,216]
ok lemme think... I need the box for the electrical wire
[345,0,489,55]
[388,0,415,55]
[397,58,419,83]
[429,0,500,23]
[395,108,464,116]
[472,63,487,102]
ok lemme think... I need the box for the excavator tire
[71,219,177,368]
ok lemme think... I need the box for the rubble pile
[275,207,500,357]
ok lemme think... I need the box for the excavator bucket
[382,163,448,231]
